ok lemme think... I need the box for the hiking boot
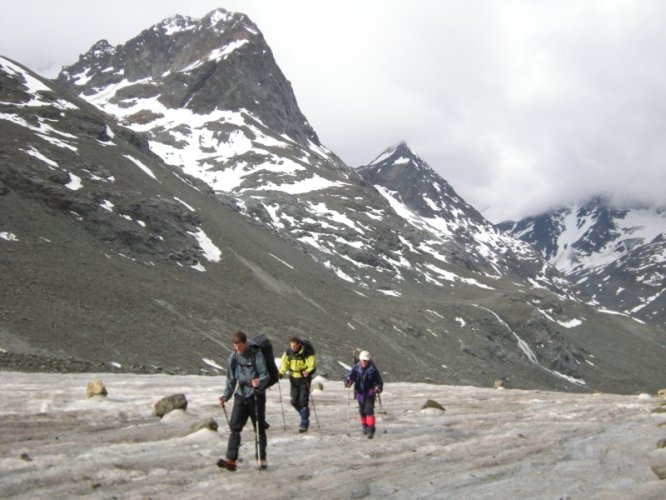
[362,424,369,435]
[298,427,308,433]
[258,460,268,470]
[217,458,237,471]
[367,426,375,439]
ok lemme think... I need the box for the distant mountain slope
[0,54,366,376]
[1,9,665,394]
[54,8,563,296]
[497,198,666,328]
[357,143,573,293]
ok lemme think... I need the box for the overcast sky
[1,1,665,222]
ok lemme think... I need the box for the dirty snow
[1,372,664,499]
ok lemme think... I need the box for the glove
[219,396,227,406]
[344,379,352,388]
[375,386,382,394]
[278,372,284,380]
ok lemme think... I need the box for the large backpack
[287,338,317,377]
[251,333,280,388]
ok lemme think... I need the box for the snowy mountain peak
[359,143,480,222]
[3,13,666,394]
[55,8,329,201]
[357,144,571,292]
[88,39,115,58]
[151,9,257,42]
[56,9,317,144]
[370,142,422,168]
[498,197,666,327]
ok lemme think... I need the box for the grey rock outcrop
[421,399,446,412]
[154,394,188,417]
[189,417,218,433]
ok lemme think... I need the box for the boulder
[189,417,219,433]
[649,447,666,480]
[421,399,446,412]
[86,380,108,398]
[154,393,188,418]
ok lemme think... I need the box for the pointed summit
[368,142,421,168]
[56,9,319,147]
[358,144,483,222]
[356,144,563,286]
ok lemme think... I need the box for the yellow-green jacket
[278,345,316,379]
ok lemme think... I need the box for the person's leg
[363,397,376,438]
[297,381,310,431]
[358,399,368,434]
[290,379,300,411]
[227,396,250,460]
[218,396,249,470]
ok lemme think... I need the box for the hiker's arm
[375,368,384,391]
[304,353,316,375]
[222,354,237,400]
[278,351,289,377]
[345,366,356,386]
[254,350,269,390]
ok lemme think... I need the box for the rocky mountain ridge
[1,8,665,394]
[498,198,666,328]
[55,9,567,297]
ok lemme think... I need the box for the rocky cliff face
[56,10,318,147]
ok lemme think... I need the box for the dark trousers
[290,377,310,429]
[289,377,310,410]
[226,393,267,461]
[358,395,377,435]
[358,395,376,419]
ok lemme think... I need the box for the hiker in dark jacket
[217,330,269,471]
[345,350,383,439]
[278,336,316,432]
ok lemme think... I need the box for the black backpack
[251,333,280,388]
[287,338,317,377]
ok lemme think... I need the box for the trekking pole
[253,391,260,469]
[277,379,287,430]
[309,381,320,430]
[222,401,231,430]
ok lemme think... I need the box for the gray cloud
[2,0,665,222]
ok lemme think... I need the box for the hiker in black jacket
[345,350,383,439]
[217,330,269,471]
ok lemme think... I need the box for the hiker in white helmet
[345,350,383,439]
